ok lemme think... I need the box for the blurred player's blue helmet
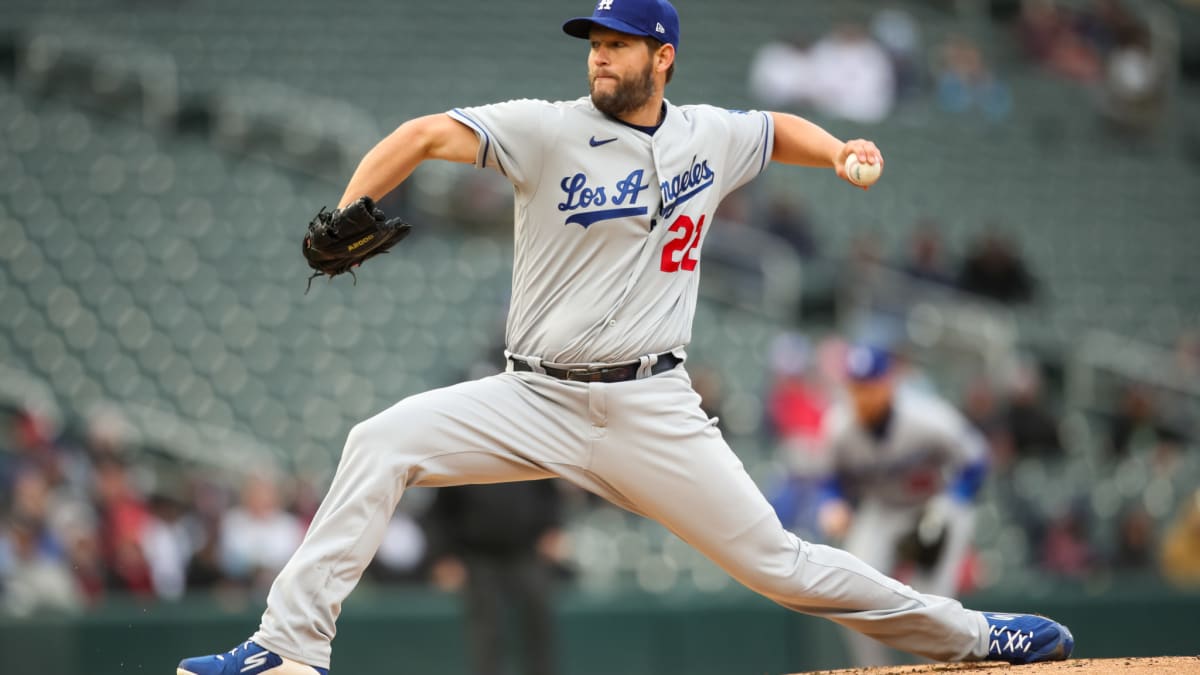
[563,0,681,49]
[845,345,891,381]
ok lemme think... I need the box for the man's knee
[342,399,430,465]
[345,414,386,451]
[731,532,817,598]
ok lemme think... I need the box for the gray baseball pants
[253,366,991,668]
[841,499,978,666]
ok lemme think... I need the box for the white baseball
[845,154,882,187]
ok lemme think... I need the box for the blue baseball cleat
[177,640,328,675]
[983,612,1075,664]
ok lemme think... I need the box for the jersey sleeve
[715,107,774,198]
[927,399,988,467]
[447,99,559,189]
[820,406,853,468]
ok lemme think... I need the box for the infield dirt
[794,656,1200,674]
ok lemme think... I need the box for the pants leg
[587,368,990,663]
[840,503,910,667]
[510,555,558,675]
[253,373,594,668]
[465,557,506,675]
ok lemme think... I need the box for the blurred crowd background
[0,0,1198,660]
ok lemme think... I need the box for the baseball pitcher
[178,1,1073,673]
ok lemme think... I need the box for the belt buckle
[564,367,594,382]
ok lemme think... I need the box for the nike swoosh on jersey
[589,136,618,147]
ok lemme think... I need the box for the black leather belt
[510,352,682,383]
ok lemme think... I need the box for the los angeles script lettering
[557,169,650,211]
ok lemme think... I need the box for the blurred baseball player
[178,1,1073,673]
[818,345,988,666]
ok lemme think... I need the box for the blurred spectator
[5,407,64,490]
[841,232,887,303]
[765,333,834,540]
[1107,384,1187,460]
[1109,385,1156,457]
[92,455,153,595]
[64,519,106,604]
[185,476,230,591]
[900,221,954,286]
[961,376,1010,464]
[956,232,1037,304]
[1017,0,1103,81]
[141,491,197,600]
[1161,489,1200,588]
[765,333,828,447]
[1040,503,1096,577]
[0,517,82,616]
[805,24,896,124]
[218,472,303,590]
[870,6,923,99]
[1078,0,1145,54]
[1099,24,1168,137]
[1111,506,1156,571]
[426,481,566,675]
[689,365,726,427]
[749,24,895,123]
[286,473,324,529]
[185,521,227,591]
[9,470,64,557]
[935,34,1012,122]
[369,510,429,584]
[989,0,1025,23]
[1003,363,1064,460]
[748,35,812,109]
[764,199,818,260]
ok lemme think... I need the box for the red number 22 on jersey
[659,214,705,273]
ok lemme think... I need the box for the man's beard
[589,63,655,118]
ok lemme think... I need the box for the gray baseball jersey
[448,98,771,365]
[251,99,995,669]
[824,388,987,508]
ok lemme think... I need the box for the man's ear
[657,43,675,74]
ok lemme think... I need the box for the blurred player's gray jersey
[448,98,773,365]
[824,388,986,507]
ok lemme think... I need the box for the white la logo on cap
[847,347,872,374]
[655,22,665,33]
[597,0,613,10]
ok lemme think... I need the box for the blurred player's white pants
[842,499,977,667]
[253,367,990,668]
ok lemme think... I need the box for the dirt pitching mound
[794,656,1200,674]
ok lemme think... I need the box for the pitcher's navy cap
[563,0,680,49]
[845,345,892,381]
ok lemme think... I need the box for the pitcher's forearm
[337,136,423,207]
[338,114,480,208]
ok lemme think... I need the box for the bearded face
[589,58,655,118]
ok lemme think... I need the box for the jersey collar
[600,100,668,136]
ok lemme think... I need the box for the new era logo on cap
[563,0,680,49]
